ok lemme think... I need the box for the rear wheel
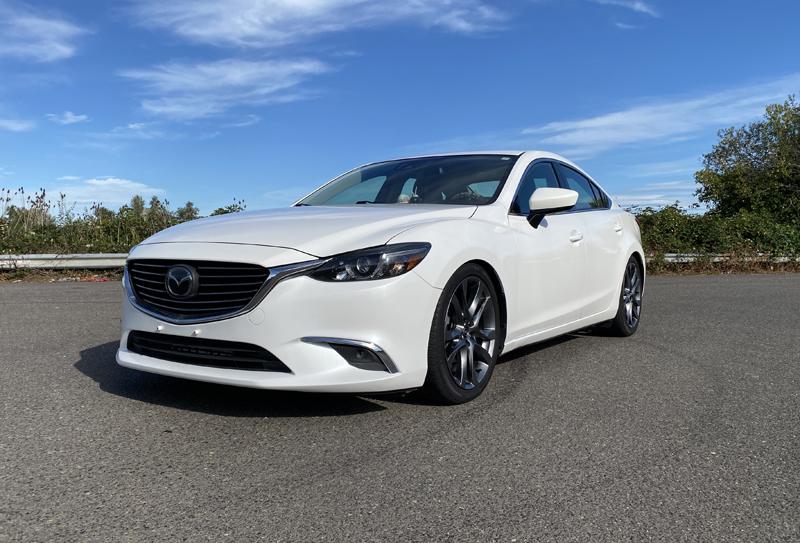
[608,257,643,337]
[422,264,502,404]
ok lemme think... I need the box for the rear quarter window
[556,165,610,211]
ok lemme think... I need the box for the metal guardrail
[1,252,798,270]
[659,253,800,263]
[0,253,128,269]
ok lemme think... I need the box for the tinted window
[299,155,519,206]
[324,176,387,205]
[397,178,417,203]
[469,180,500,197]
[511,162,560,214]
[556,165,609,211]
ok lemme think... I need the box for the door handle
[614,223,624,232]
[569,231,583,243]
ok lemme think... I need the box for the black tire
[421,263,503,404]
[608,256,643,337]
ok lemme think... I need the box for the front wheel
[608,256,643,337]
[421,264,502,404]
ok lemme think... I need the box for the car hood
[140,205,477,257]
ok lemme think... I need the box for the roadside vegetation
[639,94,800,273]
[0,191,245,254]
[2,95,798,275]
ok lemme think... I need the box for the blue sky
[1,0,799,214]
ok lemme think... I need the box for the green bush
[0,189,244,255]
[634,204,800,257]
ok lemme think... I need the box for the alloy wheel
[443,276,497,389]
[622,261,642,328]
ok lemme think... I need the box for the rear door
[555,164,622,317]
[508,161,587,338]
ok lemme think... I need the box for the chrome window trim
[125,259,325,325]
[301,337,400,373]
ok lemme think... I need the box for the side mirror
[527,188,579,228]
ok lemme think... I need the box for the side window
[511,162,560,214]
[598,186,611,208]
[556,165,608,211]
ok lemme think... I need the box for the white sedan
[117,151,644,404]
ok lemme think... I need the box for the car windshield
[298,154,520,206]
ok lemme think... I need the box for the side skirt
[501,306,617,355]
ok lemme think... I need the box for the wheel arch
[465,259,508,353]
[630,249,646,291]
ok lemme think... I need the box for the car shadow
[378,330,597,406]
[74,342,387,418]
[496,331,590,366]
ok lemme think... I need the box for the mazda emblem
[165,265,199,300]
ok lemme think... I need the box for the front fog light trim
[301,337,399,374]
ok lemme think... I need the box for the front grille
[128,259,270,320]
[128,331,291,372]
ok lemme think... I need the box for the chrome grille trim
[124,259,324,325]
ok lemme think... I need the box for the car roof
[377,150,572,164]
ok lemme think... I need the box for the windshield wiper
[355,201,376,204]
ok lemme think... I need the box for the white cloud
[615,22,637,29]
[56,177,165,206]
[57,175,81,181]
[612,181,700,207]
[0,1,89,62]
[625,159,698,178]
[120,58,331,119]
[0,118,35,131]
[128,0,506,48]
[589,0,659,17]
[332,50,363,58]
[46,111,89,125]
[621,180,697,193]
[108,122,167,139]
[522,74,800,157]
[224,114,260,127]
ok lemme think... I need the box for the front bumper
[117,263,440,393]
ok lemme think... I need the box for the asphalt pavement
[1,275,799,542]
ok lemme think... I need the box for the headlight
[310,243,431,282]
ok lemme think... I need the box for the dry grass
[0,268,123,283]
[646,253,800,276]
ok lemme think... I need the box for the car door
[555,164,621,317]
[508,161,587,338]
